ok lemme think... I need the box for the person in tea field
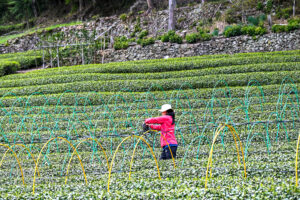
[144,104,178,160]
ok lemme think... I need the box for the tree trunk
[168,0,175,31]
[79,0,83,11]
[145,0,154,15]
[267,14,272,27]
[241,0,246,23]
[32,0,38,18]
[293,0,296,17]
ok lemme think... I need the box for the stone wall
[99,29,300,63]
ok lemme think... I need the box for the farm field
[0,50,299,199]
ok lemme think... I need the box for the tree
[0,0,8,18]
[145,0,153,15]
[32,0,37,18]
[8,0,34,21]
[293,0,296,17]
[168,0,175,31]
[79,0,83,11]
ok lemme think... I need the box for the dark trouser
[160,146,177,160]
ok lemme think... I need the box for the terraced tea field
[0,50,299,199]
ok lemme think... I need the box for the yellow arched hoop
[296,133,300,187]
[107,135,161,193]
[65,138,109,184]
[205,124,247,189]
[32,137,87,194]
[0,143,25,185]
[0,143,40,177]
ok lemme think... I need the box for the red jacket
[145,115,178,148]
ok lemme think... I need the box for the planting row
[1,62,299,89]
[3,53,300,81]
[0,82,298,107]
[1,70,300,97]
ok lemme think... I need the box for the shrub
[241,25,267,36]
[130,18,142,38]
[138,30,148,39]
[197,27,209,34]
[258,21,265,28]
[224,25,242,37]
[119,14,127,22]
[242,26,256,36]
[255,27,267,35]
[266,0,273,13]
[161,34,170,42]
[185,33,199,43]
[191,21,197,27]
[288,18,300,24]
[177,17,186,24]
[114,41,129,50]
[169,34,183,44]
[286,21,300,31]
[271,19,299,33]
[215,11,221,20]
[161,31,182,44]
[128,38,136,42]
[130,32,136,37]
[212,28,219,36]
[247,15,266,26]
[0,61,19,76]
[271,24,287,33]
[247,16,260,26]
[137,37,155,47]
[257,2,264,11]
[199,33,212,41]
[276,7,293,19]
[114,36,129,50]
[186,30,212,44]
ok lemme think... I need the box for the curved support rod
[32,137,87,194]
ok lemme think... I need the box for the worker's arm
[149,124,162,131]
[145,116,167,131]
[145,116,167,124]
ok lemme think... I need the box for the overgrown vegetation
[161,31,182,44]
[272,18,300,33]
[185,28,212,44]
[0,21,82,45]
[224,24,267,37]
[114,36,129,50]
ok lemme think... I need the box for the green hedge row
[0,61,20,77]
[1,62,299,88]
[1,108,296,133]
[0,50,42,74]
[4,56,42,70]
[1,50,299,81]
[1,100,295,125]
[3,54,299,81]
[1,70,299,98]
[0,81,298,107]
